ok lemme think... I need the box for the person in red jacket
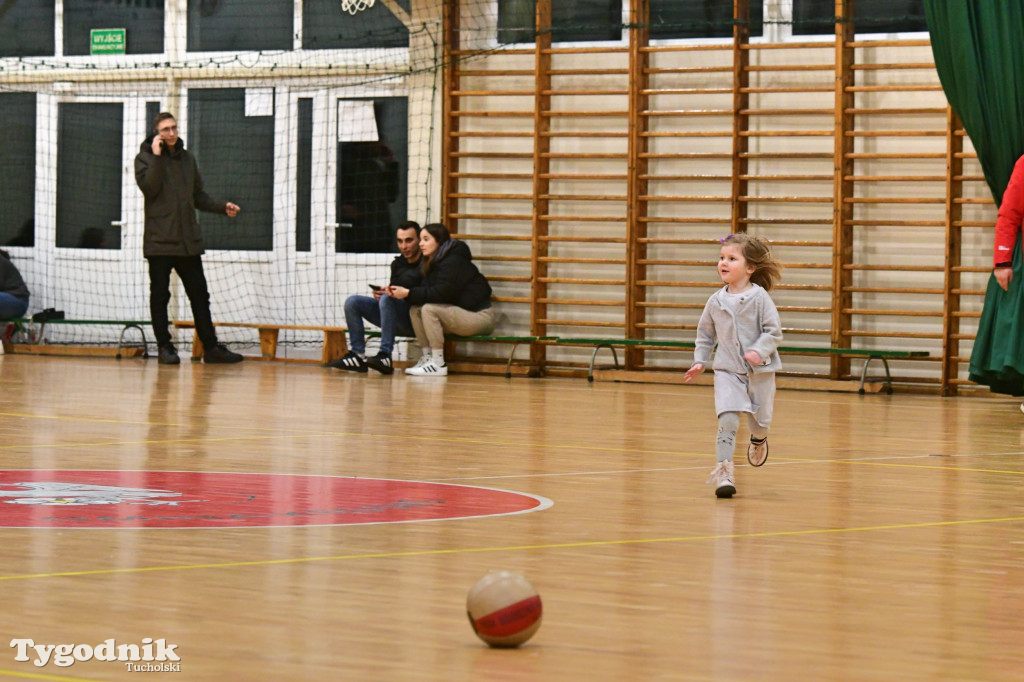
[993,155,1024,291]
[987,154,1024,411]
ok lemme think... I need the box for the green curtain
[924,1,1024,203]
[925,1,1024,393]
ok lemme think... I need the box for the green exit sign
[90,28,126,55]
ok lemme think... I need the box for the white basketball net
[341,0,375,15]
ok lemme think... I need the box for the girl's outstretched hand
[683,363,704,383]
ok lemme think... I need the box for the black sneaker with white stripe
[326,351,367,372]
[365,351,394,375]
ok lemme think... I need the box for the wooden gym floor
[0,353,1022,681]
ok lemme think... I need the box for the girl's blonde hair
[720,233,782,292]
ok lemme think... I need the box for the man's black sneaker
[204,343,244,364]
[157,344,180,365]
[326,351,367,372]
[365,351,394,375]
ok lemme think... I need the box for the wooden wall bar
[445,1,995,395]
[832,0,856,381]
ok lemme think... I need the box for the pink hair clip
[718,234,734,244]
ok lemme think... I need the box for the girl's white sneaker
[406,360,447,376]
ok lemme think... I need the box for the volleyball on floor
[466,570,543,647]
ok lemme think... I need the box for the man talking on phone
[135,112,243,365]
[327,220,422,374]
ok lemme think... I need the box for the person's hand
[744,349,763,366]
[995,266,1013,291]
[151,137,163,155]
[372,288,383,301]
[225,202,240,218]
[683,363,704,383]
[389,286,409,299]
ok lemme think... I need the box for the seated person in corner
[0,250,30,321]
[328,221,422,374]
[388,223,494,377]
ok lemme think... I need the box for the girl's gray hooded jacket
[693,283,782,375]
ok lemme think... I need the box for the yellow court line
[0,413,699,459]
[0,668,99,682]
[436,455,1024,482]
[0,411,139,425]
[2,514,1022,583]
[1,437,1021,480]
[0,434,282,452]
[3,411,1023,474]
[833,459,1024,476]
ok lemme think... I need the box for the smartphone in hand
[369,284,383,292]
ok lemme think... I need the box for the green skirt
[969,237,1024,395]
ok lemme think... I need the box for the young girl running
[684,234,783,498]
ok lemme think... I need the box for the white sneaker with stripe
[406,360,448,376]
[404,353,432,375]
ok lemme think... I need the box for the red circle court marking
[0,470,552,529]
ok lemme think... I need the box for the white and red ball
[466,570,543,648]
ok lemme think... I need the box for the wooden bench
[3,318,149,359]
[554,337,929,393]
[173,321,347,365]
[173,321,548,374]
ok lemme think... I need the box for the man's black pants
[147,255,218,350]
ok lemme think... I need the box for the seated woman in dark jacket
[388,223,494,376]
[0,250,30,320]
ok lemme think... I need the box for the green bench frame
[554,337,929,393]
[3,319,928,392]
[366,330,555,378]
[5,318,150,359]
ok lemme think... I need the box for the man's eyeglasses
[158,126,178,134]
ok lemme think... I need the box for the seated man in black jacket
[328,221,422,374]
[388,223,495,376]
[0,250,29,321]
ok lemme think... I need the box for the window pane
[187,0,292,52]
[336,98,408,254]
[64,0,164,56]
[498,0,535,44]
[0,94,36,247]
[793,0,926,35]
[499,0,623,44]
[304,0,411,49]
[188,89,274,251]
[0,0,54,57]
[146,102,162,134]
[296,98,312,253]
[57,103,123,250]
[649,0,764,39]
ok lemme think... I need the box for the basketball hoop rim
[341,0,376,15]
